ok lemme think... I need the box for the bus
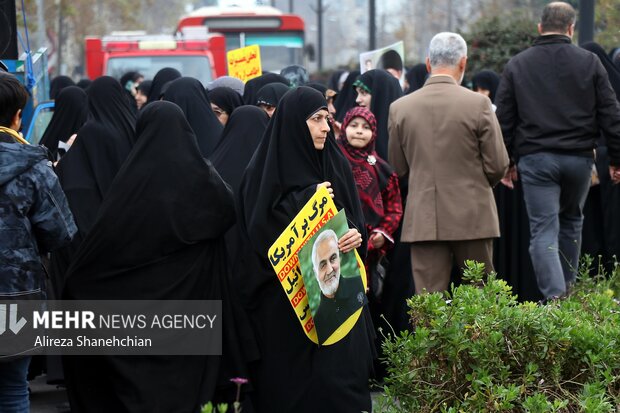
[177,5,305,73]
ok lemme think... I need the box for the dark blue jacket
[0,137,77,297]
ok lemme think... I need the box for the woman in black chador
[146,67,181,104]
[62,101,255,412]
[51,76,136,294]
[236,86,375,412]
[470,69,539,301]
[334,70,360,123]
[242,72,288,105]
[39,86,88,160]
[211,105,270,270]
[352,69,403,160]
[211,105,269,196]
[579,42,620,273]
[162,76,224,158]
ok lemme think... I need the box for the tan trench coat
[388,75,509,243]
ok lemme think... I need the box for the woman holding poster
[236,86,375,412]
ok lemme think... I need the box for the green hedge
[465,13,538,76]
[378,258,620,412]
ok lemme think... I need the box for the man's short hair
[0,72,28,127]
[540,2,576,33]
[378,50,403,72]
[428,32,467,68]
[311,229,339,277]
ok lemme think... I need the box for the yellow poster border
[268,187,367,345]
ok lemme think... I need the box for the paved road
[30,374,70,413]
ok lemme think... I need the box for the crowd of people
[1,1,620,411]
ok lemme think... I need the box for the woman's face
[211,103,229,126]
[327,97,337,119]
[345,116,373,149]
[259,103,276,118]
[306,109,331,150]
[474,87,491,98]
[135,91,147,110]
[355,87,371,108]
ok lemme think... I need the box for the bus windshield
[106,55,213,86]
[223,32,304,72]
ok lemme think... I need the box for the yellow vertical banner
[227,45,262,82]
[268,187,367,345]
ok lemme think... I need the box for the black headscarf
[39,86,88,158]
[334,70,360,122]
[255,82,290,107]
[146,67,181,104]
[581,42,620,102]
[471,69,501,103]
[119,71,142,114]
[136,79,152,97]
[86,76,137,146]
[211,105,270,194]
[242,72,288,105]
[306,81,328,97]
[162,77,223,158]
[50,75,75,100]
[328,70,346,91]
[238,86,367,257]
[405,63,428,94]
[119,71,141,89]
[207,86,244,115]
[76,78,92,90]
[62,101,248,412]
[352,69,404,159]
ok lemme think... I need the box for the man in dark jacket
[495,2,620,301]
[0,72,76,412]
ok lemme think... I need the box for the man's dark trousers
[518,152,593,298]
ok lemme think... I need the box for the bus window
[243,33,304,72]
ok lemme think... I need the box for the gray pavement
[29,375,69,413]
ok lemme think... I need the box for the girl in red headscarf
[337,106,403,298]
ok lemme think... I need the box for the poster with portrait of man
[359,40,405,88]
[298,209,367,345]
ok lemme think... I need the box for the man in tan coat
[388,32,509,293]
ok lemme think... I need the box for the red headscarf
[337,107,393,228]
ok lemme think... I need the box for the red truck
[84,30,227,85]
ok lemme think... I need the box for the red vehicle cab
[84,31,226,85]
